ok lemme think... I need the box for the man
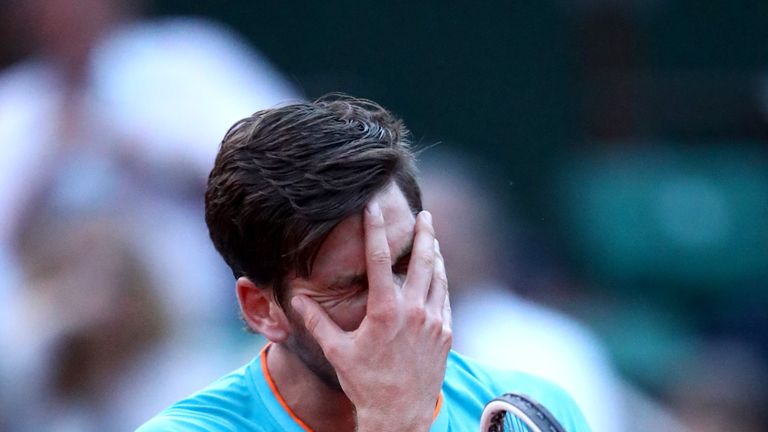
[138,95,590,431]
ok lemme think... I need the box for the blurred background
[0,1,766,431]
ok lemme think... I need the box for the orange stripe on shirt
[260,343,314,432]
[433,392,444,420]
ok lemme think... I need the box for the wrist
[355,407,432,432]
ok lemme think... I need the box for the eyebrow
[327,238,414,290]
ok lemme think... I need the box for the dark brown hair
[205,94,422,303]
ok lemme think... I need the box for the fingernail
[422,210,432,224]
[291,296,306,315]
[435,238,441,253]
[366,200,381,216]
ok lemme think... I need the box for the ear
[236,277,290,342]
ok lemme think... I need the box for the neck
[267,343,357,432]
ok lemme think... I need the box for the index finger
[364,200,397,311]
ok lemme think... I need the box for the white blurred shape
[91,17,301,175]
[453,283,623,432]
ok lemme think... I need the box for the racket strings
[487,410,507,432]
[480,393,566,432]
[487,407,539,432]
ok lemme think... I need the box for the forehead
[306,183,416,284]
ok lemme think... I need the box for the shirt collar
[254,342,450,432]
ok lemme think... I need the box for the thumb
[291,295,344,355]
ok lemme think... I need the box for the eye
[327,277,368,295]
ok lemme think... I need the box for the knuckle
[369,249,391,265]
[324,342,342,361]
[441,327,453,346]
[416,251,435,268]
[432,273,448,290]
[365,214,385,230]
[303,312,321,333]
[406,304,427,324]
[369,304,396,322]
[425,315,442,334]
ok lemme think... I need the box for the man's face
[281,182,417,389]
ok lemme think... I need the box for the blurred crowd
[1,1,767,432]
[0,0,300,430]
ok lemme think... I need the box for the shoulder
[444,351,592,432]
[136,360,269,432]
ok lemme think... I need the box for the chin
[285,325,344,392]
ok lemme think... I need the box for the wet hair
[205,94,422,303]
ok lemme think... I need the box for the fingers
[364,200,396,312]
[442,291,452,331]
[403,211,436,303]
[425,239,448,319]
[291,295,344,356]
[426,239,452,353]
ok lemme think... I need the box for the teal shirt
[137,346,591,432]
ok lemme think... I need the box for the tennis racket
[479,393,566,432]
